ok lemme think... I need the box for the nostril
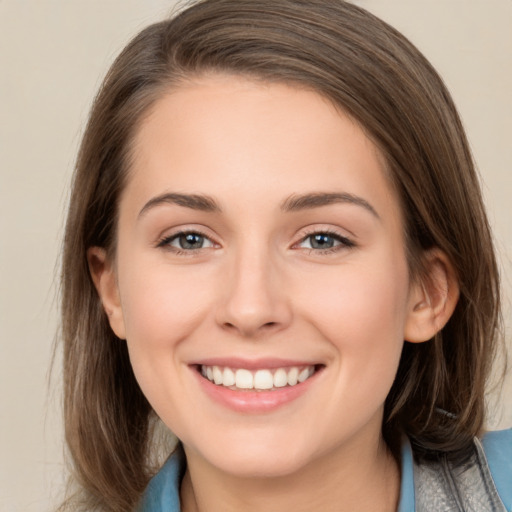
[220,320,280,337]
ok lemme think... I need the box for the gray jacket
[414,436,508,511]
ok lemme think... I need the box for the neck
[180,432,400,512]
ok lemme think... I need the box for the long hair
[60,1,502,509]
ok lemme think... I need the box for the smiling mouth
[198,364,322,391]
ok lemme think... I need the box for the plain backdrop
[0,1,511,510]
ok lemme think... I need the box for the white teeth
[254,369,274,389]
[298,368,310,383]
[200,364,317,390]
[213,366,223,385]
[273,368,288,388]
[223,367,235,386]
[287,367,298,386]
[235,369,253,389]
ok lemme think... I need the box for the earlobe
[404,249,459,343]
[87,247,126,340]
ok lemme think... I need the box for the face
[98,75,425,478]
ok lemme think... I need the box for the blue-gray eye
[299,232,353,250]
[179,233,205,249]
[162,232,215,250]
[310,234,336,249]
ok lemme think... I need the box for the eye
[297,231,354,252]
[158,231,215,251]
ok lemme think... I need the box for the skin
[90,75,458,512]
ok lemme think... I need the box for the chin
[187,431,318,479]
[217,451,309,479]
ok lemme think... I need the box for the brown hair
[59,0,502,510]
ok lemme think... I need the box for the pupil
[311,234,334,249]
[180,233,203,249]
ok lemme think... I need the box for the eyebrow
[280,192,379,218]
[138,192,221,218]
[138,191,379,219]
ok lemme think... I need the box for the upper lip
[190,357,322,370]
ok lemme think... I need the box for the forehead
[124,75,401,227]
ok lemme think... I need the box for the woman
[59,1,511,510]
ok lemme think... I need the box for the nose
[215,247,293,338]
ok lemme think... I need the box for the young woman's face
[105,75,424,477]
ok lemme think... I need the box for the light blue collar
[137,445,185,511]
[397,437,415,512]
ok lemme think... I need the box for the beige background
[0,1,510,510]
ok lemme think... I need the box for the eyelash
[157,229,215,255]
[157,229,355,256]
[295,229,355,255]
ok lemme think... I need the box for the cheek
[118,260,215,366]
[297,256,410,378]
[298,261,409,430]
[116,261,220,421]
[302,256,409,329]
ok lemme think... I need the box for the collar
[139,441,416,511]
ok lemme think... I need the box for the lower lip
[192,367,320,413]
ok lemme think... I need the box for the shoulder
[409,428,512,511]
[481,427,512,510]
[137,448,185,512]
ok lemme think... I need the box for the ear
[404,249,459,343]
[87,247,126,340]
